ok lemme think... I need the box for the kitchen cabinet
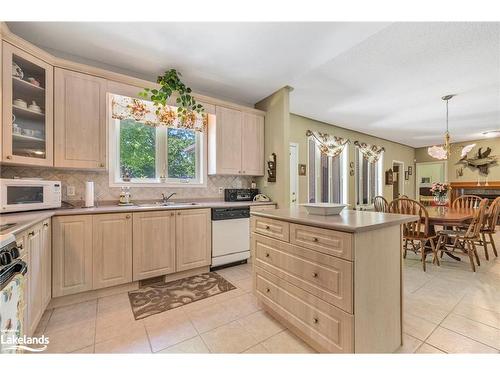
[2,41,54,166]
[40,220,51,311]
[241,112,264,176]
[175,208,211,272]
[27,223,43,335]
[52,215,93,297]
[92,213,132,289]
[133,211,176,281]
[54,68,107,169]
[208,106,264,176]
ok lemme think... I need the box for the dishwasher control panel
[211,207,250,221]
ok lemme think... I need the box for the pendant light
[427,95,454,160]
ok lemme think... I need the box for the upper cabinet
[2,42,54,166]
[54,68,107,169]
[208,106,265,176]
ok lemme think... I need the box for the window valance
[354,140,385,163]
[111,94,207,132]
[306,130,350,158]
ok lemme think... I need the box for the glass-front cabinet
[2,42,53,166]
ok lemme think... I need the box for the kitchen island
[250,207,417,353]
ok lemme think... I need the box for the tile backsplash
[1,166,253,203]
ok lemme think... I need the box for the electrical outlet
[67,186,76,196]
[218,187,224,194]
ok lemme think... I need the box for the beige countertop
[251,206,418,233]
[0,200,275,236]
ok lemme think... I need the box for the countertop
[251,206,418,233]
[0,200,275,236]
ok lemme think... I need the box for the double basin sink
[134,202,200,208]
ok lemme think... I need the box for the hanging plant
[139,69,205,122]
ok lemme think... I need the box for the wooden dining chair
[389,198,440,271]
[436,198,488,272]
[452,195,483,209]
[478,196,500,260]
[373,196,389,213]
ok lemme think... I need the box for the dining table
[426,206,477,261]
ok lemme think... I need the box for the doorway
[415,161,447,204]
[289,143,299,206]
[392,161,405,199]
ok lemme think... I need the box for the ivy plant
[139,69,205,117]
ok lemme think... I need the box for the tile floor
[34,231,500,354]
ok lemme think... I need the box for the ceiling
[7,22,500,148]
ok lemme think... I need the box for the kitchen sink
[135,202,200,208]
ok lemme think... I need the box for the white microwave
[0,179,62,213]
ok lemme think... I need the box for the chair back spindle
[452,195,483,209]
[373,196,389,213]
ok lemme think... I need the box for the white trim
[289,142,299,206]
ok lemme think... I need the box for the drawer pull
[266,288,271,293]
[265,225,270,230]
[313,317,319,324]
[312,237,319,242]
[28,231,35,237]
[17,244,23,250]
[265,253,270,258]
[125,215,131,219]
[312,272,318,278]
[43,222,49,227]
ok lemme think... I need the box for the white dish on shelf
[301,203,348,216]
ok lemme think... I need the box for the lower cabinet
[40,220,51,311]
[133,211,176,281]
[52,215,93,297]
[175,209,212,272]
[52,208,212,296]
[92,213,132,289]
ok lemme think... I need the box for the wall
[415,136,500,182]
[255,87,292,208]
[289,114,416,206]
[1,166,252,203]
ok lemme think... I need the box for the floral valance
[111,94,207,132]
[354,140,385,163]
[306,130,350,158]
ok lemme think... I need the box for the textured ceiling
[7,22,500,147]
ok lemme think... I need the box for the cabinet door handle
[242,170,246,174]
[125,215,131,219]
[265,225,270,230]
[313,317,319,324]
[177,212,181,215]
[171,212,175,216]
[99,163,105,168]
[265,253,270,258]
[266,288,271,293]
[43,222,49,228]
[312,237,319,242]
[312,272,318,278]
[28,231,35,237]
[6,155,12,160]
[17,244,23,250]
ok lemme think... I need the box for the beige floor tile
[215,266,251,282]
[94,326,151,353]
[238,310,285,342]
[181,288,246,314]
[427,327,497,353]
[404,295,452,324]
[33,309,53,336]
[453,302,500,329]
[71,345,95,354]
[188,301,240,333]
[44,320,95,353]
[231,277,253,292]
[97,292,132,315]
[223,292,261,319]
[95,315,145,344]
[243,343,269,353]
[45,300,97,333]
[394,333,423,353]
[157,336,210,353]
[201,320,260,353]
[403,313,438,341]
[144,310,198,352]
[415,343,446,354]
[441,313,500,349]
[261,330,315,354]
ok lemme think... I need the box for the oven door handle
[0,260,27,290]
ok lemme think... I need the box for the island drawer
[289,223,353,261]
[253,233,353,313]
[252,216,289,242]
[255,266,354,353]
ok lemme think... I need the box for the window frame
[307,137,347,204]
[108,96,207,188]
[355,149,383,207]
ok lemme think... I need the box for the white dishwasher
[211,207,250,269]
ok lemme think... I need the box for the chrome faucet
[161,192,176,203]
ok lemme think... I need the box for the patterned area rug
[128,272,236,320]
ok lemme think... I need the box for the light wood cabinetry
[26,223,43,335]
[208,106,264,176]
[175,208,211,272]
[40,220,51,310]
[92,213,132,289]
[2,41,54,166]
[133,211,176,281]
[54,68,107,169]
[52,215,93,297]
[251,214,402,353]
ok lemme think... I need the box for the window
[355,150,382,206]
[308,137,347,204]
[109,97,205,187]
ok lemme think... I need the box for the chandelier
[428,95,454,160]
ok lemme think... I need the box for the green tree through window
[119,119,156,178]
[167,128,196,179]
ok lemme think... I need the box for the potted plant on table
[430,182,450,206]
